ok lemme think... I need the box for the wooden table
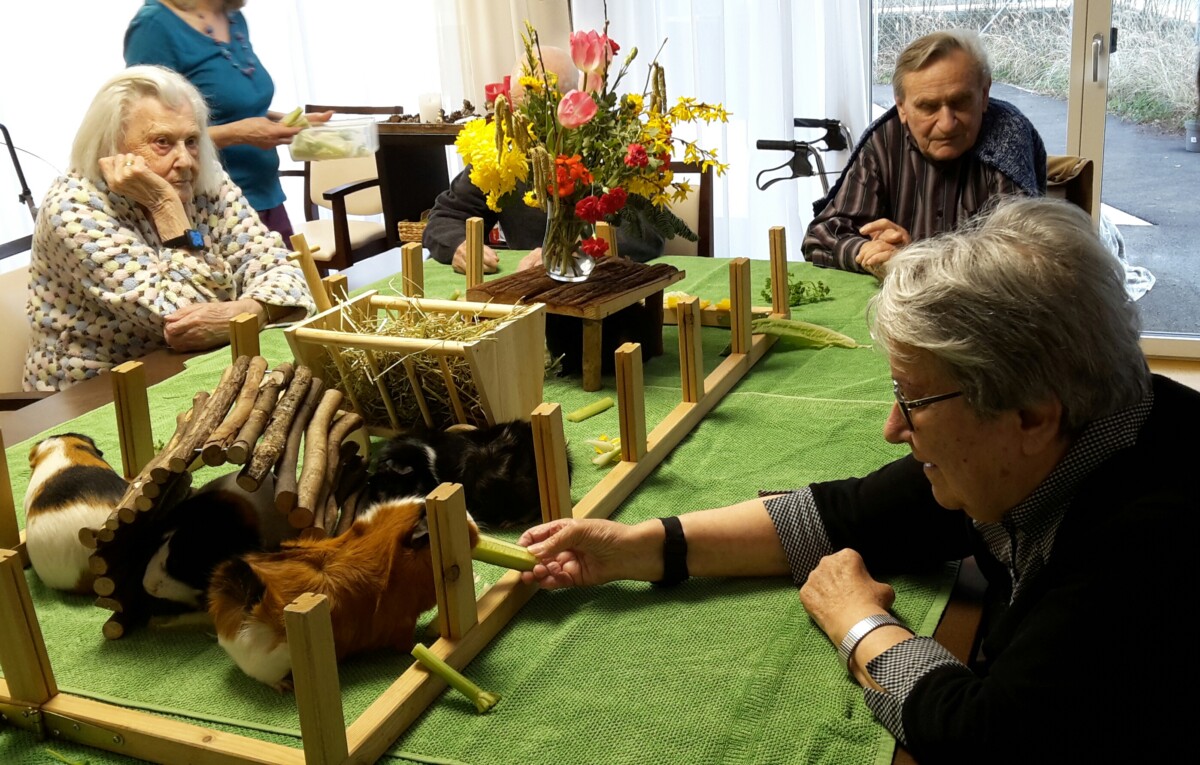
[467,257,686,391]
[375,122,462,249]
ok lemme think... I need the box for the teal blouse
[124,0,283,212]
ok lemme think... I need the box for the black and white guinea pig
[142,471,297,609]
[24,433,128,594]
[362,420,569,530]
[206,497,479,691]
[545,301,662,376]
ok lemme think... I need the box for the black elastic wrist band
[651,516,688,587]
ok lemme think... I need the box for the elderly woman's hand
[799,548,897,647]
[518,517,655,589]
[212,117,302,150]
[99,153,179,211]
[163,299,264,352]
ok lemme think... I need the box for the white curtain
[0,0,869,268]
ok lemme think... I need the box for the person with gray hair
[512,196,1196,762]
[24,65,314,391]
[804,29,1047,276]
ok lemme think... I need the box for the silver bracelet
[837,613,907,672]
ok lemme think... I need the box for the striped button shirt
[802,113,1023,274]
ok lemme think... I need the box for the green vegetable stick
[473,534,537,571]
[565,396,614,422]
[411,643,501,713]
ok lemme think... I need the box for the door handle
[1091,34,1104,82]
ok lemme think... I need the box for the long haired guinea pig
[24,433,128,593]
[362,420,569,529]
[206,497,478,691]
[143,471,297,609]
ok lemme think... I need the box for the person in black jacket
[517,195,1197,763]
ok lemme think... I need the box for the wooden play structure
[0,225,794,764]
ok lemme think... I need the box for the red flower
[575,195,604,223]
[624,143,649,168]
[554,154,593,198]
[599,187,627,215]
[581,236,609,259]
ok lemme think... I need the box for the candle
[418,92,441,124]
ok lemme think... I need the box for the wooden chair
[662,161,714,257]
[281,105,404,273]
[0,263,52,410]
[1046,154,1094,217]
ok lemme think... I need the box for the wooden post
[0,432,27,567]
[531,403,571,523]
[768,226,790,319]
[426,483,478,641]
[729,257,752,355]
[111,361,155,480]
[284,592,349,765]
[401,241,424,297]
[595,220,619,259]
[229,312,261,360]
[615,343,647,462]
[0,549,58,705]
[677,295,704,403]
[289,233,333,313]
[464,217,484,289]
[581,318,603,392]
[323,273,349,306]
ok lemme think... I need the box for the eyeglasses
[892,379,963,430]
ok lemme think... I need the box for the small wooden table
[466,258,686,391]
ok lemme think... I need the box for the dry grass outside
[313,302,535,431]
[874,1,1199,131]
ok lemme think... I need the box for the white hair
[69,65,223,197]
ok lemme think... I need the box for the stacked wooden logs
[86,356,372,639]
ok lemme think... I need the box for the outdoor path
[872,82,1200,334]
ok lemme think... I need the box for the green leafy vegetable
[761,274,831,307]
[751,317,862,349]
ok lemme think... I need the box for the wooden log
[294,389,345,528]
[274,377,325,515]
[239,365,313,492]
[228,362,294,464]
[168,356,251,473]
[319,412,365,534]
[151,392,208,483]
[201,355,269,466]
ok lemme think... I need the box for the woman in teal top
[124,0,330,239]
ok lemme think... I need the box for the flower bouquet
[454,17,729,281]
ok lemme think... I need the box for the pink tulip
[557,90,598,129]
[570,30,617,74]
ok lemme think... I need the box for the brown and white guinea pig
[24,433,128,594]
[361,420,570,530]
[142,471,297,609]
[205,497,478,691]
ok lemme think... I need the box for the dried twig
[293,388,344,528]
[201,356,269,465]
[238,365,313,491]
[274,378,325,514]
[227,362,294,464]
[169,356,251,472]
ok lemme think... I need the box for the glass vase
[541,208,595,283]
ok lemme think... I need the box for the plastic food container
[289,117,380,161]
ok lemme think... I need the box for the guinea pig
[143,471,296,609]
[545,300,661,376]
[205,497,478,691]
[24,433,128,594]
[362,420,569,530]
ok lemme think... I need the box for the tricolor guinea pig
[24,433,128,594]
[362,420,568,530]
[206,497,479,691]
[143,471,296,609]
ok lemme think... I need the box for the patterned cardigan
[24,172,315,391]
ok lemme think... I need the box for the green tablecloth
[1,255,950,765]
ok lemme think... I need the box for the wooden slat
[426,483,478,641]
[615,342,647,462]
[729,257,752,355]
[284,593,349,765]
[464,216,484,289]
[322,273,349,306]
[111,361,155,480]
[768,226,790,319]
[401,241,424,297]
[0,549,57,704]
[676,296,704,403]
[0,431,27,566]
[289,234,332,314]
[437,356,469,424]
[531,403,571,523]
[229,313,261,360]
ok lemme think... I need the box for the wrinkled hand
[98,153,177,210]
[163,300,263,352]
[451,242,499,275]
[798,548,896,645]
[859,218,911,248]
[231,117,303,149]
[518,518,635,590]
[305,110,335,126]
[517,248,543,271]
[855,239,897,275]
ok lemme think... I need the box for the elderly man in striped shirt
[804,30,1046,276]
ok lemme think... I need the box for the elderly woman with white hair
[24,65,314,391]
[514,196,1196,762]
